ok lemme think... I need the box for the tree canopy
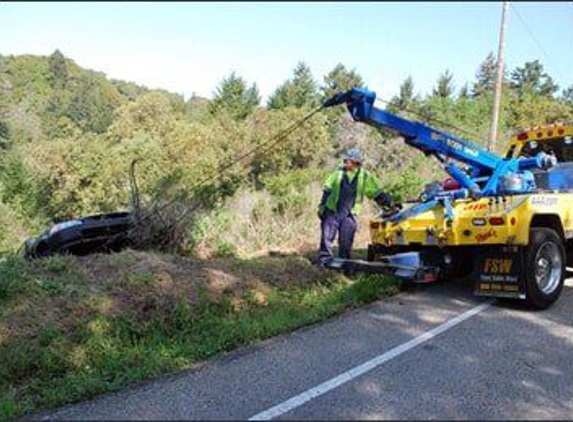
[510,60,559,98]
[433,70,455,99]
[267,62,319,110]
[321,63,365,100]
[0,50,572,254]
[209,72,260,120]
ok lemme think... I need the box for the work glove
[374,191,392,208]
[380,202,402,219]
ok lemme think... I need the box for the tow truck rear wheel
[524,228,565,309]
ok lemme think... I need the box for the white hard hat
[342,147,364,164]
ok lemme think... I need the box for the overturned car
[23,212,134,259]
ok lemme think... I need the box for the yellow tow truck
[368,122,573,309]
[323,88,572,308]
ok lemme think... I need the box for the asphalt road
[40,275,573,420]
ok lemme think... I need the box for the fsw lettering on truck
[483,258,513,274]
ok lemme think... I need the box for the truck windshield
[520,137,573,163]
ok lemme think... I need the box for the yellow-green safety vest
[323,167,385,215]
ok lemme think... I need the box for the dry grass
[191,184,378,259]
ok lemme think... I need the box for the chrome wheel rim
[534,242,562,295]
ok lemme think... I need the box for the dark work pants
[318,212,358,265]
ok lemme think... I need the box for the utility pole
[488,1,509,152]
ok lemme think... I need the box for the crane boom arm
[324,87,555,198]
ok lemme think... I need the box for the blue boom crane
[323,87,556,223]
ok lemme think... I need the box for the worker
[317,147,397,267]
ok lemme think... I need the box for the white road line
[249,301,492,421]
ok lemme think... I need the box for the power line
[510,3,568,82]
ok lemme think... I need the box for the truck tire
[566,241,573,268]
[524,228,565,309]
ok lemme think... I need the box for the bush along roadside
[0,250,401,419]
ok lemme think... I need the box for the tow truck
[323,87,573,309]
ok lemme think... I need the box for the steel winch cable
[126,104,327,239]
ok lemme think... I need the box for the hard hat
[342,147,364,164]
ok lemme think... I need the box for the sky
[1,2,572,102]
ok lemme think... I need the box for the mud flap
[474,245,526,299]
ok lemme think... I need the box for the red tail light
[489,217,505,226]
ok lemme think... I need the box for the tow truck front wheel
[524,228,565,309]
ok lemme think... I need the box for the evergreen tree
[562,86,573,105]
[510,60,558,97]
[459,83,470,99]
[209,72,260,120]
[67,74,121,133]
[48,49,68,88]
[433,70,455,99]
[0,58,10,149]
[267,62,319,109]
[321,63,365,100]
[387,76,419,112]
[472,52,497,98]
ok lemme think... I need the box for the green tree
[472,52,497,98]
[48,49,68,88]
[561,86,573,105]
[508,89,573,129]
[111,78,149,100]
[321,63,365,100]
[459,83,470,99]
[510,60,558,97]
[186,94,210,121]
[0,151,42,217]
[67,74,123,133]
[108,91,176,140]
[248,108,331,183]
[0,61,10,149]
[209,72,260,120]
[432,70,455,99]
[267,62,319,109]
[387,76,420,113]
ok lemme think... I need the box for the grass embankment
[0,249,400,418]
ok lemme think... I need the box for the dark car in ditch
[23,212,134,258]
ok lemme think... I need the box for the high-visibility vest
[323,167,384,215]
